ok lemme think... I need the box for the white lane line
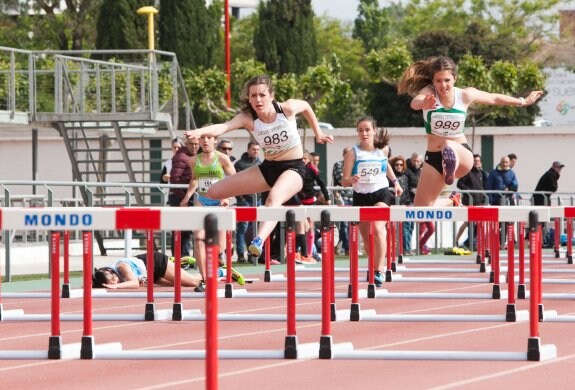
[429,352,575,390]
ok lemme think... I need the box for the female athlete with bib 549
[397,56,542,207]
[184,75,333,257]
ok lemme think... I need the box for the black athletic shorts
[353,187,393,207]
[258,158,306,188]
[135,252,168,283]
[425,143,472,174]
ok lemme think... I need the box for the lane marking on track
[429,352,575,390]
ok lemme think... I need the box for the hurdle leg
[48,232,62,359]
[527,212,542,361]
[224,230,234,298]
[80,231,94,359]
[506,224,516,321]
[264,237,272,282]
[349,223,360,321]
[567,218,573,264]
[172,231,183,321]
[285,211,298,359]
[367,222,376,298]
[144,230,155,321]
[517,222,526,299]
[319,211,333,359]
[61,231,71,299]
[554,217,561,258]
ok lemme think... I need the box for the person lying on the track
[92,252,244,289]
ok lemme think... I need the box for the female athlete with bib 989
[397,56,542,207]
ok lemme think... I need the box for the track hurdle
[0,207,236,359]
[321,209,556,361]
[316,206,547,322]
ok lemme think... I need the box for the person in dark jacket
[455,154,489,247]
[457,154,489,206]
[533,161,564,206]
[234,141,262,263]
[168,138,200,256]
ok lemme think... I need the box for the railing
[0,47,195,130]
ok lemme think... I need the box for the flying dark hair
[397,56,458,96]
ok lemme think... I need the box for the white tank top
[422,87,467,138]
[251,103,301,156]
[351,145,389,194]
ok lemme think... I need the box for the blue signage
[405,210,453,220]
[24,213,93,227]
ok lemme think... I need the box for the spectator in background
[533,161,564,206]
[299,150,331,262]
[310,152,320,168]
[217,138,236,162]
[160,138,182,184]
[487,155,518,244]
[486,155,518,206]
[403,153,423,255]
[455,154,489,247]
[234,141,262,263]
[508,153,518,169]
[332,146,353,256]
[168,137,200,257]
[309,151,327,204]
[389,156,410,206]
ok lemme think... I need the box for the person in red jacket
[168,137,200,257]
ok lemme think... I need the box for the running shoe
[299,255,317,264]
[248,236,264,257]
[374,271,384,287]
[194,281,206,293]
[449,191,462,207]
[420,246,431,255]
[442,146,457,185]
[221,265,245,285]
[169,256,197,270]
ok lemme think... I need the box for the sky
[312,0,360,21]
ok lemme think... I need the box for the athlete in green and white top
[397,56,543,208]
[192,152,226,206]
[423,87,466,139]
[180,134,236,286]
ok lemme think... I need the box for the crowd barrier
[1,205,572,389]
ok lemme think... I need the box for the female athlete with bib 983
[184,75,333,257]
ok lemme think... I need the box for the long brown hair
[397,56,458,96]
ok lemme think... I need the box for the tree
[0,0,102,50]
[158,0,221,69]
[95,0,148,51]
[361,0,556,127]
[353,0,404,51]
[254,0,317,75]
